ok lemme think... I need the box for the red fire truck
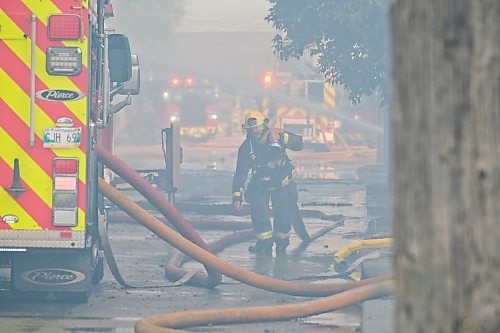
[0,0,139,300]
[163,75,220,142]
[273,106,339,151]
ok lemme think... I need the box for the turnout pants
[246,181,300,248]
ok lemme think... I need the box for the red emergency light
[104,4,115,18]
[48,14,81,40]
[54,158,78,175]
[261,71,274,88]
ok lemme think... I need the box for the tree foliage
[265,0,393,104]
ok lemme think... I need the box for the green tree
[265,0,393,104]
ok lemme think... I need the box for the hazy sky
[177,0,273,33]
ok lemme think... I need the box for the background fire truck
[272,106,338,152]
[255,72,340,152]
[162,75,220,142]
[0,0,139,300]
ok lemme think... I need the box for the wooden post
[391,1,500,332]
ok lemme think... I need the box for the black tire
[92,257,104,285]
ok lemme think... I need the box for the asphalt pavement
[0,137,392,333]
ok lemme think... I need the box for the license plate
[43,127,82,148]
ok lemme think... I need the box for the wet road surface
[0,137,390,333]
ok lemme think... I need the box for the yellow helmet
[243,110,267,129]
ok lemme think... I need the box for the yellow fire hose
[99,178,391,297]
[334,238,393,273]
[135,279,394,333]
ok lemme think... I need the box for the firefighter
[232,110,304,256]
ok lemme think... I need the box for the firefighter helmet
[243,110,267,129]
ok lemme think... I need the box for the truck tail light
[48,14,81,40]
[52,158,79,227]
[54,158,78,174]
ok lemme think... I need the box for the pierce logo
[36,89,84,102]
[22,269,85,285]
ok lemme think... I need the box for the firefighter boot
[275,238,290,257]
[249,239,273,256]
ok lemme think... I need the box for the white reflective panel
[53,210,77,227]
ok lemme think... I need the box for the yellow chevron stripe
[21,0,89,66]
[1,129,53,207]
[289,108,299,117]
[277,107,308,118]
[0,187,42,230]
[0,10,87,125]
[0,68,87,183]
[0,130,86,231]
[324,84,336,109]
[276,107,287,117]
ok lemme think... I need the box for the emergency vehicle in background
[261,72,339,151]
[274,106,338,151]
[0,0,140,300]
[163,75,220,142]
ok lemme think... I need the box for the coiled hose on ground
[98,148,393,333]
[98,179,394,332]
[99,179,391,297]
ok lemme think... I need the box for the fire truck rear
[163,75,220,142]
[276,107,338,151]
[0,0,139,300]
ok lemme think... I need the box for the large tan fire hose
[135,279,394,333]
[99,178,392,297]
[164,220,344,287]
[165,229,255,287]
[96,146,221,287]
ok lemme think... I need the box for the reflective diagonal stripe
[0,6,89,84]
[21,0,89,68]
[0,40,84,127]
[0,159,48,231]
[0,68,87,183]
[256,230,273,240]
[0,1,88,233]
[3,1,89,79]
[0,189,42,231]
[0,98,87,210]
[0,130,86,231]
[0,9,87,125]
[1,128,53,208]
[0,41,88,148]
[324,84,336,109]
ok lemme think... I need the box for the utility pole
[391,1,500,332]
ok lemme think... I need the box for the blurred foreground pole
[391,1,500,333]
